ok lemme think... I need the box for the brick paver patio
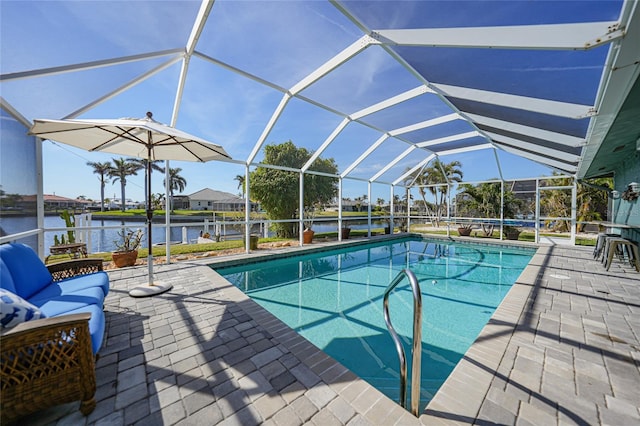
[22,238,640,425]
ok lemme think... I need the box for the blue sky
[2,0,603,205]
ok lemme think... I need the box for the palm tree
[424,159,463,225]
[128,158,165,209]
[576,178,611,230]
[539,174,612,232]
[86,161,112,211]
[404,159,463,225]
[108,157,142,211]
[163,167,187,212]
[234,174,245,198]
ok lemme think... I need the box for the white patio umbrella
[29,112,231,297]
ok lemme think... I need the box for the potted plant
[384,218,393,234]
[303,206,316,244]
[112,228,143,268]
[341,226,351,240]
[244,234,260,250]
[503,226,522,240]
[457,223,473,236]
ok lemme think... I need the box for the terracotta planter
[244,235,259,250]
[112,250,138,268]
[457,227,472,236]
[303,229,315,244]
[504,228,522,240]
[341,227,351,239]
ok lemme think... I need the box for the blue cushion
[30,286,105,318]
[0,258,17,294]
[0,244,53,299]
[57,304,105,354]
[0,288,45,329]
[56,271,110,296]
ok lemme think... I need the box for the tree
[354,195,366,212]
[127,158,165,174]
[108,157,142,211]
[457,181,523,236]
[163,167,187,212]
[540,174,612,232]
[128,158,164,209]
[86,161,112,211]
[150,192,165,210]
[576,178,611,230]
[249,141,338,238]
[404,159,463,225]
[234,174,246,198]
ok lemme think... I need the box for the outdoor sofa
[0,243,108,423]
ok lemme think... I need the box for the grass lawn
[414,227,596,246]
[46,224,596,265]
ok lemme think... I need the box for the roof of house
[187,188,244,203]
[18,194,92,204]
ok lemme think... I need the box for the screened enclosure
[1,0,639,253]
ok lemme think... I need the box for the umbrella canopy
[29,112,231,296]
[29,112,229,163]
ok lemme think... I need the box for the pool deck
[24,236,640,425]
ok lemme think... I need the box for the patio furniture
[46,242,88,263]
[0,243,108,423]
[602,237,640,272]
[593,232,620,260]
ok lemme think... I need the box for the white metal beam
[64,56,183,119]
[247,94,292,165]
[194,51,288,93]
[389,113,460,136]
[393,153,435,186]
[373,21,623,50]
[187,1,215,55]
[341,134,389,177]
[495,143,577,173]
[0,49,184,82]
[370,145,416,182]
[301,118,350,172]
[349,85,431,120]
[431,83,594,118]
[416,131,480,148]
[465,113,586,147]
[485,131,581,163]
[170,0,215,126]
[437,143,494,157]
[0,96,32,128]
[290,35,378,95]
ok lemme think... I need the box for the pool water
[216,238,535,411]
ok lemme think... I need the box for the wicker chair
[0,258,104,424]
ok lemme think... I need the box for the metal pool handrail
[383,268,422,416]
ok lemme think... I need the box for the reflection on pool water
[215,237,535,412]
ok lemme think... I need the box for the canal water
[2,215,388,255]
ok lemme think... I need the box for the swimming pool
[215,237,535,412]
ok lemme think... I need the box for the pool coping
[421,242,548,423]
[199,233,546,423]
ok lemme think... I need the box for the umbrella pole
[147,144,153,286]
[129,126,172,297]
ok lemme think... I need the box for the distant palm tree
[234,174,245,197]
[128,158,165,209]
[404,159,463,225]
[163,167,187,212]
[86,161,112,211]
[108,158,142,211]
